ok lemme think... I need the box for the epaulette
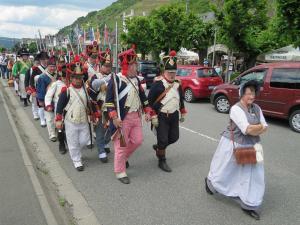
[174,79,181,84]
[61,86,68,93]
[154,76,163,82]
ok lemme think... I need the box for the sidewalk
[0,91,47,225]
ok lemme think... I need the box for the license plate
[148,74,156,77]
[208,86,215,90]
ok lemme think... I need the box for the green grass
[59,197,66,207]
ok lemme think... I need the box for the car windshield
[197,68,219,77]
[140,63,157,71]
[176,68,192,76]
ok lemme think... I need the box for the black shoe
[76,166,84,172]
[152,144,158,151]
[118,176,130,184]
[50,137,57,142]
[23,99,28,107]
[59,143,67,154]
[158,159,172,172]
[104,148,110,153]
[99,157,108,163]
[152,144,159,159]
[86,144,94,149]
[205,177,214,195]
[242,209,260,220]
[126,161,129,169]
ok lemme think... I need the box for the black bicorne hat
[162,50,177,72]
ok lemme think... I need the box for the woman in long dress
[205,80,268,220]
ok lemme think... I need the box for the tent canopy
[257,45,300,62]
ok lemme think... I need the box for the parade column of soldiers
[11,43,187,184]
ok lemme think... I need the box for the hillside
[57,0,276,38]
[0,37,20,49]
[57,0,211,37]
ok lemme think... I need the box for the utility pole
[186,0,189,14]
[212,27,217,67]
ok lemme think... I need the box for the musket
[112,21,126,147]
[35,35,40,52]
[67,35,74,55]
[82,79,94,150]
[38,29,46,50]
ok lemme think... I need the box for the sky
[0,0,117,39]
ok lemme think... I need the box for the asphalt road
[0,93,47,225]
[16,94,300,225]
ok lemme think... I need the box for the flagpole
[115,21,118,74]
[68,35,74,54]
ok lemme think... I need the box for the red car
[176,65,223,102]
[210,62,300,132]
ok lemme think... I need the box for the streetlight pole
[186,0,189,14]
[212,27,217,67]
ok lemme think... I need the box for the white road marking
[180,126,219,142]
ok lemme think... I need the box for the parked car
[137,60,159,88]
[176,65,223,102]
[210,62,300,132]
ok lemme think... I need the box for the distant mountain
[0,37,20,49]
[57,0,211,37]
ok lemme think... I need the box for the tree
[149,5,188,59]
[213,0,269,68]
[12,42,21,53]
[183,14,215,63]
[276,0,300,47]
[28,42,38,54]
[0,46,6,52]
[121,16,153,60]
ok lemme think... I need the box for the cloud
[0,5,89,28]
[0,22,58,39]
[0,1,117,38]
[0,0,116,10]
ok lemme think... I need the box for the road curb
[0,79,101,225]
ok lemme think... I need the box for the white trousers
[38,107,46,126]
[19,74,27,98]
[14,80,19,94]
[31,96,39,118]
[65,120,90,165]
[45,111,56,139]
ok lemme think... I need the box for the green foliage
[28,42,38,54]
[213,0,270,67]
[58,0,212,38]
[0,46,6,52]
[183,13,215,60]
[58,197,66,207]
[121,16,153,59]
[149,4,187,53]
[276,0,300,47]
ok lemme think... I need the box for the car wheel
[184,88,195,102]
[214,95,230,113]
[289,110,300,133]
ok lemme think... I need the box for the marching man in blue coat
[105,46,151,184]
